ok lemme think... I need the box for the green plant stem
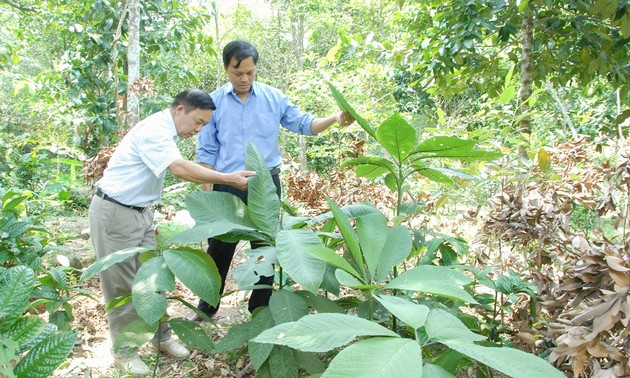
[278,266,284,290]
[152,320,162,378]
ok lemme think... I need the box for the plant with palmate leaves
[166,143,563,377]
[78,233,218,361]
[252,305,565,378]
[328,82,503,219]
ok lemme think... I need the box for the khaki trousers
[88,195,170,355]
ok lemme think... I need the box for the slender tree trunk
[126,0,140,129]
[291,13,307,172]
[212,0,222,89]
[112,0,128,138]
[518,6,534,137]
[544,80,578,141]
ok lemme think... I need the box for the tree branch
[0,0,36,12]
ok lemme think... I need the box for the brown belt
[95,188,147,213]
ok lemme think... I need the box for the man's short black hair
[171,89,216,113]
[223,40,259,68]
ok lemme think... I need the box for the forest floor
[49,216,257,378]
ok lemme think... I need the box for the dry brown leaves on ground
[285,166,398,217]
[481,140,630,377]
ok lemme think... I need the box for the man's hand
[228,170,256,191]
[337,111,355,127]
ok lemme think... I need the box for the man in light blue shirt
[192,40,353,319]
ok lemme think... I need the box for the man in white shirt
[89,89,254,375]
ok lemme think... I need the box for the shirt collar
[163,108,179,142]
[225,81,258,97]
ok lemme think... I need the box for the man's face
[225,56,257,96]
[173,106,212,139]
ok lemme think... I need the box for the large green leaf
[4,316,47,353]
[374,226,412,282]
[294,291,345,314]
[356,213,388,280]
[335,269,377,290]
[0,266,34,317]
[269,345,298,378]
[374,295,429,330]
[411,136,502,161]
[114,318,156,352]
[327,81,376,139]
[276,230,326,294]
[322,337,423,378]
[307,203,381,225]
[444,339,565,378]
[304,244,362,280]
[251,313,398,353]
[411,163,456,185]
[169,318,214,354]
[184,191,254,226]
[269,290,309,325]
[246,143,280,233]
[80,246,151,282]
[355,164,391,179]
[376,114,417,163]
[423,363,456,378]
[167,220,264,244]
[13,332,76,378]
[424,309,486,343]
[341,156,396,178]
[294,350,326,375]
[163,248,220,307]
[327,199,366,278]
[412,136,475,155]
[249,341,274,371]
[233,246,277,289]
[385,265,477,304]
[215,307,274,353]
[15,324,56,353]
[132,256,174,325]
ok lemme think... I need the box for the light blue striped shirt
[196,81,315,173]
[95,109,182,207]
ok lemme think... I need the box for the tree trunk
[212,0,222,89]
[518,6,534,137]
[544,80,578,141]
[126,0,140,129]
[112,1,128,138]
[291,13,307,172]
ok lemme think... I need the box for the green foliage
[79,238,222,353]
[0,193,78,377]
[328,82,503,216]
[169,143,559,377]
[252,309,564,378]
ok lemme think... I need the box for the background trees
[0,0,628,376]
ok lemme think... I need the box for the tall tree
[127,0,140,129]
[379,0,628,137]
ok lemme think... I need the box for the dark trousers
[197,173,281,315]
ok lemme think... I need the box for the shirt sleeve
[280,96,316,136]
[196,117,219,166]
[137,127,182,177]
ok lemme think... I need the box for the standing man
[89,89,254,375]
[191,40,354,320]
